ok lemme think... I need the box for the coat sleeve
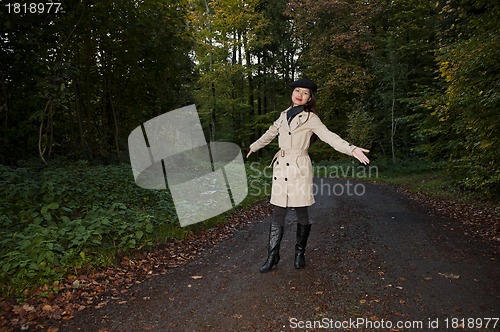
[249,117,281,152]
[308,114,357,156]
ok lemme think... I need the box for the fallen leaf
[438,272,460,279]
[191,276,203,279]
[95,301,107,309]
[42,304,53,311]
[22,304,35,312]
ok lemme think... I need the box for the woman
[246,78,370,273]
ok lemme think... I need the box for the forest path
[56,179,499,331]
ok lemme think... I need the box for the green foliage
[369,157,438,176]
[0,163,177,296]
[370,0,442,160]
[347,106,377,150]
[288,0,379,132]
[427,0,499,197]
[0,0,195,163]
[0,160,277,297]
[190,0,294,148]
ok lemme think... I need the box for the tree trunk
[211,83,216,142]
[74,79,86,157]
[38,98,53,165]
[245,35,254,148]
[108,82,120,157]
[203,0,216,142]
[391,73,397,163]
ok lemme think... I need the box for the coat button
[286,163,290,166]
[274,176,277,180]
[285,178,288,181]
[276,161,279,165]
[288,132,291,135]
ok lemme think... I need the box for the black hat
[290,78,318,93]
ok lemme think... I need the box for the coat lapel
[289,111,308,132]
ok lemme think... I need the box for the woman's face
[291,87,311,107]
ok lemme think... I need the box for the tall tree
[251,0,300,144]
[370,0,442,161]
[429,0,499,196]
[287,0,379,159]
[0,4,62,163]
[0,0,195,163]
[190,0,270,147]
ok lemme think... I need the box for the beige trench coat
[250,109,357,208]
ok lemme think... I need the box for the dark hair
[304,91,318,115]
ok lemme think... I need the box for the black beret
[290,78,318,92]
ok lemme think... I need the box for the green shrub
[0,160,272,297]
[0,163,176,296]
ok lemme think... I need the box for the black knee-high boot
[260,222,284,272]
[294,223,311,269]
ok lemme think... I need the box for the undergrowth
[0,161,269,299]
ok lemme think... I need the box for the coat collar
[283,109,310,131]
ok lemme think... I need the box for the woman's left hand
[353,147,370,165]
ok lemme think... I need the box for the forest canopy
[1,0,498,197]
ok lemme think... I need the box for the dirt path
[55,179,499,331]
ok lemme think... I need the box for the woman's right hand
[246,149,254,158]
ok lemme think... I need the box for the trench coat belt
[270,149,309,168]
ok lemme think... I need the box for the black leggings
[273,206,310,226]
